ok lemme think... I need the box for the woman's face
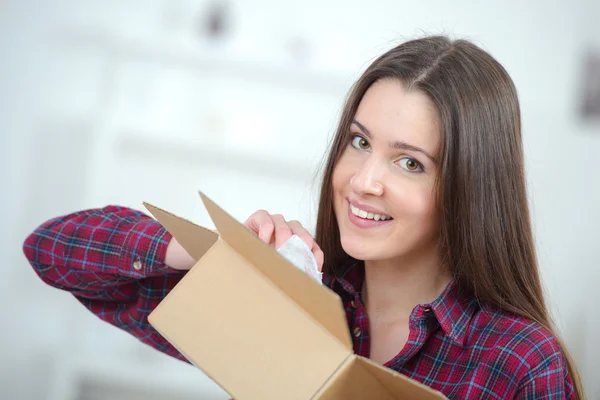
[332,79,441,263]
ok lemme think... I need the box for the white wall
[1,1,598,399]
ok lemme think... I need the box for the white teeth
[350,204,391,221]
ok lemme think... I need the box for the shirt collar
[326,261,477,348]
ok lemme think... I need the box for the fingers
[244,210,324,272]
[287,220,314,248]
[270,214,293,250]
[244,210,275,246]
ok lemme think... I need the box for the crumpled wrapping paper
[276,235,322,284]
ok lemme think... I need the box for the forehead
[354,79,441,154]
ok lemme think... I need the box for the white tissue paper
[276,235,323,284]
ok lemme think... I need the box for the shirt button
[133,260,143,270]
[423,307,432,313]
[350,300,356,308]
[353,327,362,337]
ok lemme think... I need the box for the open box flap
[199,191,352,350]
[143,202,218,261]
[355,357,447,399]
[312,356,397,400]
[314,356,447,399]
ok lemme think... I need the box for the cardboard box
[143,192,447,400]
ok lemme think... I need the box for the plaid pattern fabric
[23,206,574,399]
[324,265,575,399]
[23,206,187,361]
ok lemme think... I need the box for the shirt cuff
[120,218,176,278]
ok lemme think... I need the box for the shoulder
[479,306,562,362]
[471,305,572,392]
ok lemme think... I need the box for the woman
[23,36,584,399]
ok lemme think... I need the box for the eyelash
[349,134,425,173]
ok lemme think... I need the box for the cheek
[388,183,437,225]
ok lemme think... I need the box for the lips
[345,198,393,229]
[346,197,392,219]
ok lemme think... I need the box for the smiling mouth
[348,203,393,221]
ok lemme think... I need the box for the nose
[350,156,384,196]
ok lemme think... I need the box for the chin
[340,234,381,262]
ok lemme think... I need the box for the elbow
[23,228,47,279]
[22,223,61,287]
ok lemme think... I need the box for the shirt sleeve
[22,205,188,362]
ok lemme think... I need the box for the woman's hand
[244,210,324,271]
[165,210,324,272]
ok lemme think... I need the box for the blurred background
[1,0,599,399]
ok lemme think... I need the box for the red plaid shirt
[23,206,575,399]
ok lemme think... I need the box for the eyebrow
[351,119,437,164]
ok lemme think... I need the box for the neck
[361,246,451,322]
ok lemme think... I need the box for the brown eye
[351,135,371,150]
[399,157,423,172]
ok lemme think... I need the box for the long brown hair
[315,35,584,398]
